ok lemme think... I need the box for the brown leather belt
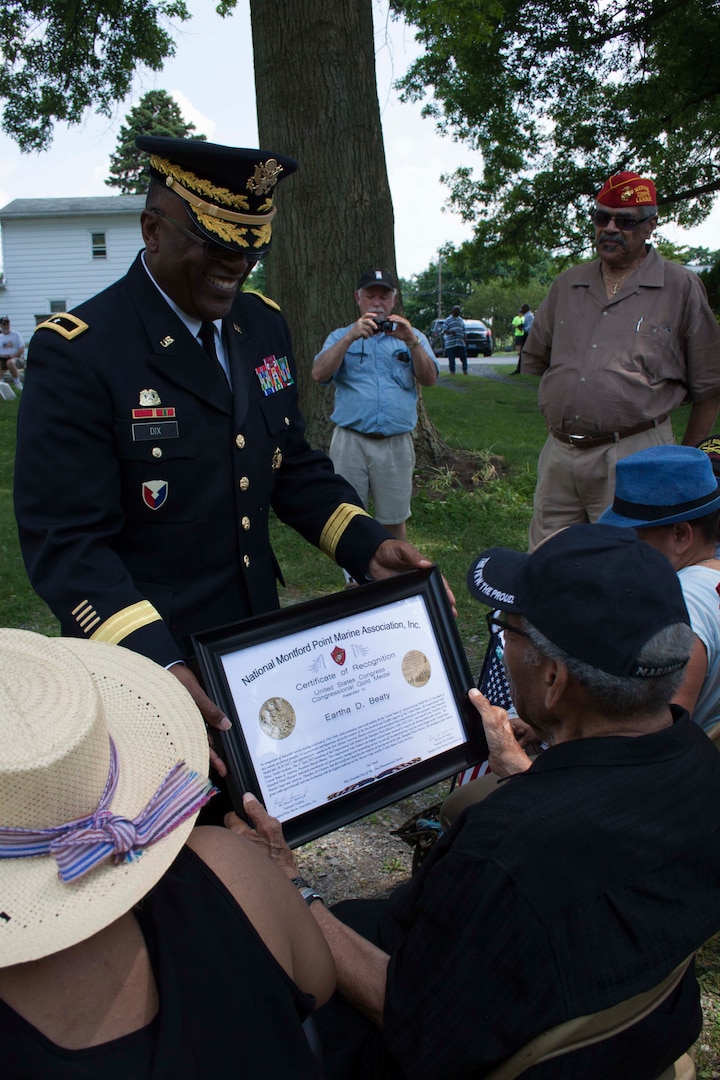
[549,415,668,449]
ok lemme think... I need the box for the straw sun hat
[0,629,212,968]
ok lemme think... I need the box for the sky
[0,0,718,277]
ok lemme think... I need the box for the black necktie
[199,322,227,383]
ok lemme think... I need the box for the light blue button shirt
[315,325,436,435]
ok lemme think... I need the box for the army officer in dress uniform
[14,137,439,772]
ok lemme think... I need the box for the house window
[91,232,107,259]
[35,301,68,324]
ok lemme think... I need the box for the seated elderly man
[230,525,720,1080]
[599,444,720,734]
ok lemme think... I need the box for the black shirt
[324,711,720,1078]
[1,846,320,1079]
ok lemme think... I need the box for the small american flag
[455,630,515,787]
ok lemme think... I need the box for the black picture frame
[193,566,486,847]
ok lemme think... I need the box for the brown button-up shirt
[522,246,720,435]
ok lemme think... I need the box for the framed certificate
[193,567,486,847]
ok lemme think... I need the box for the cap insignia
[620,186,634,202]
[246,159,283,196]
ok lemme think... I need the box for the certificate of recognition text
[220,593,466,822]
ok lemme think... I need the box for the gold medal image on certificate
[258,697,296,740]
[401,650,431,688]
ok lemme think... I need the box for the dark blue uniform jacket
[15,254,389,665]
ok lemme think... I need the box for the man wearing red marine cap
[522,170,720,550]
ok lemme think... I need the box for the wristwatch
[290,875,325,906]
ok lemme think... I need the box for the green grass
[0,396,58,634]
[1,372,718,1068]
[423,369,546,468]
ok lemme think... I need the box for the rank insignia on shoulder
[139,389,162,406]
[142,480,168,510]
[243,288,281,312]
[36,313,89,340]
[255,355,294,396]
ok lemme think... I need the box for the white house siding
[0,198,145,344]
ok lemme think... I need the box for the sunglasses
[151,208,263,264]
[485,611,530,639]
[590,209,656,232]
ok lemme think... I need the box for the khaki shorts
[329,426,415,525]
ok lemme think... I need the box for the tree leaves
[390,0,720,257]
[105,89,206,194]
[0,0,192,151]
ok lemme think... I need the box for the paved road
[435,353,525,379]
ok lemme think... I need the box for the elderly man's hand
[353,313,383,340]
[225,794,299,879]
[367,539,457,615]
[510,716,544,754]
[469,688,533,777]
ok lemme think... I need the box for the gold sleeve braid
[89,601,163,645]
[319,504,373,561]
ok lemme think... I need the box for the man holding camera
[313,269,437,546]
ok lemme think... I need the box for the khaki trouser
[528,418,674,551]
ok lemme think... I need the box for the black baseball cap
[356,269,396,291]
[467,525,690,678]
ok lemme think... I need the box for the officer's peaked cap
[136,136,297,255]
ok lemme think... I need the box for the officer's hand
[225,795,299,878]
[470,689,533,777]
[169,663,231,777]
[367,539,457,615]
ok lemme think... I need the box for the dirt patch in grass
[295,781,448,905]
[414,446,510,499]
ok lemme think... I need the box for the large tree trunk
[250,0,443,460]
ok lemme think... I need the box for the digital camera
[372,315,396,334]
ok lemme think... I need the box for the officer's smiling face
[142,194,253,322]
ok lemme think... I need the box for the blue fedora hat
[598,445,720,528]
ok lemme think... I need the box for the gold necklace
[602,265,638,295]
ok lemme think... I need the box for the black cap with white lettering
[467,525,690,677]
